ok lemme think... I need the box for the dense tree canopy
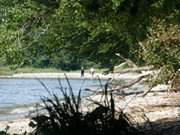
[0,0,179,81]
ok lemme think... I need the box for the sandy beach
[0,71,149,80]
[0,72,105,79]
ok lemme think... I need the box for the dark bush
[29,77,142,135]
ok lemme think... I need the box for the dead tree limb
[110,75,148,92]
[114,66,153,74]
[141,67,163,97]
[85,75,148,94]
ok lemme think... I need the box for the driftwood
[142,69,180,97]
[168,71,180,92]
[85,75,148,94]
[141,67,164,97]
[110,75,148,92]
[114,66,153,74]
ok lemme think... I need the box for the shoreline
[0,72,106,79]
[0,71,148,80]
[0,70,152,134]
[1,87,178,135]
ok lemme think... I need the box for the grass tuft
[29,77,142,135]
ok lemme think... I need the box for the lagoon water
[0,77,144,120]
[0,78,105,120]
[0,78,104,107]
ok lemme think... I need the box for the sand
[0,71,148,80]
[0,72,105,79]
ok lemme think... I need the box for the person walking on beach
[90,67,95,78]
[81,67,84,78]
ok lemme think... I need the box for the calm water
[0,78,106,120]
[0,78,104,108]
[0,78,144,120]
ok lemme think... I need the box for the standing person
[90,67,95,78]
[81,67,84,78]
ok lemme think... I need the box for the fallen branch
[85,75,148,94]
[141,86,153,97]
[114,66,153,74]
[110,75,148,92]
[141,67,163,97]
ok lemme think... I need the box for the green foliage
[0,0,179,83]
[141,23,180,84]
[142,24,180,68]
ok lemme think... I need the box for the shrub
[29,77,141,135]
